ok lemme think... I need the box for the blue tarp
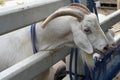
[87,45,120,80]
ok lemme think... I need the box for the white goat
[0,3,114,80]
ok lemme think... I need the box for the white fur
[0,8,110,80]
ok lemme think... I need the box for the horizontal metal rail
[0,0,119,35]
[0,0,70,35]
[0,47,71,80]
[100,10,120,32]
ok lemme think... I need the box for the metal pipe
[0,47,70,80]
[100,10,120,32]
[0,0,70,35]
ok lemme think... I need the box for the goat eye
[84,28,91,34]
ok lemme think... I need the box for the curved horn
[41,7,84,28]
[69,3,90,14]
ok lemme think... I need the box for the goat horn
[69,3,90,14]
[41,7,84,28]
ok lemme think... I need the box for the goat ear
[71,22,93,54]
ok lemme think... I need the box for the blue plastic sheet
[87,45,120,80]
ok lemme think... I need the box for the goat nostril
[112,43,116,47]
[103,45,109,51]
